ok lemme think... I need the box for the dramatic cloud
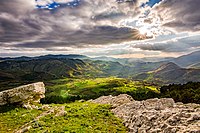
[0,0,150,48]
[1,0,200,58]
[133,35,200,52]
[150,0,200,32]
[10,26,144,48]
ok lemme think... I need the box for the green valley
[42,77,159,104]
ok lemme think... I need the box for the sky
[0,0,200,58]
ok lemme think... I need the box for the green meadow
[0,102,126,133]
[42,77,159,104]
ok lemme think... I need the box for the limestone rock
[91,94,134,108]
[0,82,45,106]
[91,94,200,133]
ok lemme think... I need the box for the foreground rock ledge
[0,82,45,106]
[91,94,200,133]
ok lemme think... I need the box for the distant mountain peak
[154,62,180,72]
[173,50,200,68]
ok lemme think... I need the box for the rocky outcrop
[91,94,200,133]
[91,94,134,108]
[0,82,45,107]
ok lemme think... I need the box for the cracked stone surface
[91,94,200,133]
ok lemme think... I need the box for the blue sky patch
[147,0,162,7]
[36,0,81,10]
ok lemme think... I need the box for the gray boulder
[91,94,134,108]
[0,82,45,107]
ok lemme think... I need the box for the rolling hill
[172,51,200,68]
[0,54,88,61]
[0,59,88,79]
[0,58,92,91]
[133,62,200,84]
[0,56,163,82]
[1,51,200,90]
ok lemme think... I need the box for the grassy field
[29,102,126,133]
[0,77,159,132]
[1,78,199,132]
[0,102,126,133]
[43,77,159,103]
[0,105,43,133]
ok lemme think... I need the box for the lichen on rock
[91,94,134,108]
[0,82,45,108]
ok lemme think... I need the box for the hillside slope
[173,51,200,68]
[0,59,91,91]
[0,57,165,91]
[0,54,89,61]
[0,59,88,79]
[133,62,200,84]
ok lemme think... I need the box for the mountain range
[172,51,200,68]
[1,51,200,90]
[0,54,88,61]
[133,62,200,84]
[1,50,200,67]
